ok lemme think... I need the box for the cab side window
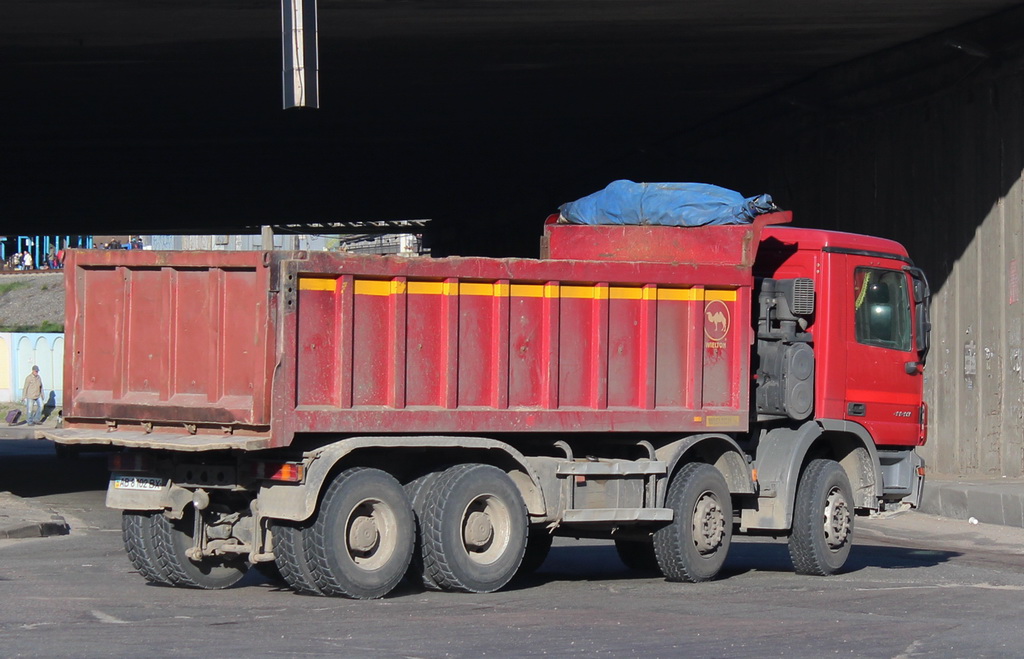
[854,267,911,351]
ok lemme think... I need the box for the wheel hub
[461,493,511,565]
[464,511,494,549]
[692,492,726,554]
[348,515,380,553]
[823,487,851,550]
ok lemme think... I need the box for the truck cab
[754,226,930,509]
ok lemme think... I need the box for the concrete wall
[785,80,1024,477]
[687,8,1024,476]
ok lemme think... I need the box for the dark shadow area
[0,440,108,497]
[720,539,958,575]
[40,392,58,423]
[651,4,1024,295]
[503,538,959,589]
[1,2,1021,261]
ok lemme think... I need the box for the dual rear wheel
[272,463,529,599]
[121,508,248,590]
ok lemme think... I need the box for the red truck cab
[756,226,930,448]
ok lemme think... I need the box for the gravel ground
[0,272,64,332]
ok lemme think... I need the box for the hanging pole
[282,0,319,108]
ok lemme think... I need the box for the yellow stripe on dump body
[299,278,337,291]
[705,290,738,302]
[347,279,733,302]
[459,282,495,296]
[353,280,406,296]
[407,281,447,295]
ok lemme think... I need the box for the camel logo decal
[704,300,730,343]
[707,310,727,333]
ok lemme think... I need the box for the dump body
[56,213,789,450]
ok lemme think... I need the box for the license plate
[112,474,166,491]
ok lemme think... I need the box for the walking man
[23,365,43,426]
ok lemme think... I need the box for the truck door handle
[847,402,866,416]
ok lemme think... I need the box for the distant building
[1,235,93,269]
[141,221,430,257]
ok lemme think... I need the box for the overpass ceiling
[2,1,1022,252]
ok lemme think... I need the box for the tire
[653,462,733,583]
[269,521,322,595]
[788,459,854,576]
[518,526,554,576]
[421,464,528,593]
[151,509,249,589]
[304,467,415,599]
[122,511,172,585]
[404,472,442,590]
[615,539,660,573]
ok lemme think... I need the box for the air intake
[790,278,815,316]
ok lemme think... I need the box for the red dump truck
[45,211,930,598]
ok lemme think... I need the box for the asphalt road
[2,438,1024,658]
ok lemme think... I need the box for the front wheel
[788,459,854,575]
[421,464,528,593]
[653,462,732,583]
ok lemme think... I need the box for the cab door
[842,257,925,446]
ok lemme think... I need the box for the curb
[0,491,72,540]
[919,478,1024,529]
[0,517,71,539]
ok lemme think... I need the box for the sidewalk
[0,491,70,539]
[918,475,1024,528]
[0,404,71,539]
[1,400,61,433]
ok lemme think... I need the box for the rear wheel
[305,467,415,599]
[270,520,322,595]
[151,509,249,590]
[614,539,660,573]
[653,462,732,582]
[788,459,854,575]
[405,472,442,589]
[421,464,528,593]
[122,511,172,585]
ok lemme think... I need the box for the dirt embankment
[0,273,65,332]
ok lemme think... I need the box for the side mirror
[905,267,931,361]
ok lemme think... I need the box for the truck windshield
[853,267,911,351]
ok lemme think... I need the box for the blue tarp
[559,180,777,227]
